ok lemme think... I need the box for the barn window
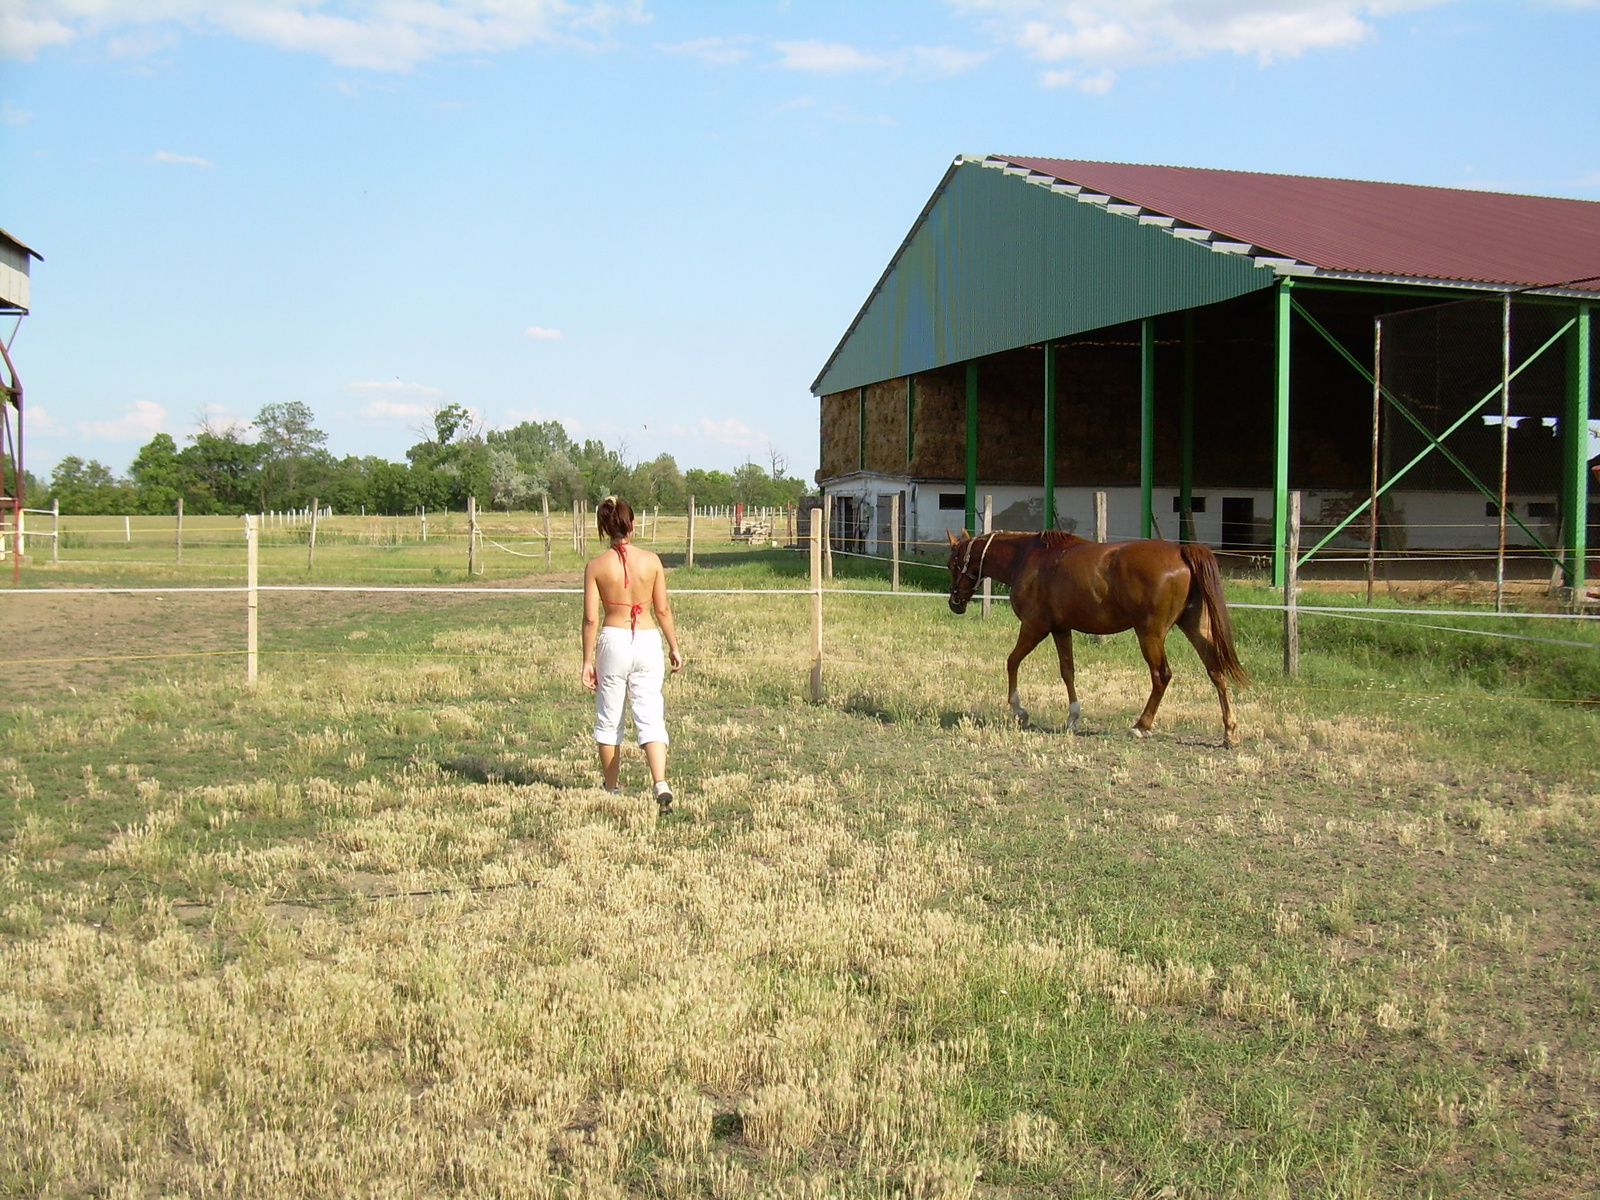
[1526,502,1556,520]
[1172,496,1207,513]
[938,493,966,510]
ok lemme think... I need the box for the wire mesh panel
[1376,297,1571,545]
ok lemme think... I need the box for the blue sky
[3,0,1597,484]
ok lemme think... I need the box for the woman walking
[580,496,683,811]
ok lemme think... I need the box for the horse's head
[946,529,979,614]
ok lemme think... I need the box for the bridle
[951,532,999,604]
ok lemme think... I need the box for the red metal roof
[997,157,1600,294]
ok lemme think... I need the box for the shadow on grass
[439,753,569,788]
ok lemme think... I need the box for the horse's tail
[1180,543,1249,686]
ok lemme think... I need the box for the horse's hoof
[1223,729,1241,749]
[1014,714,1031,730]
[1129,726,1150,739]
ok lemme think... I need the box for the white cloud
[1040,66,1116,93]
[348,378,445,396]
[772,39,887,72]
[0,1,649,70]
[656,35,753,66]
[25,403,64,435]
[152,149,213,167]
[670,416,768,452]
[1,101,33,125]
[348,379,445,419]
[524,325,564,340]
[78,399,168,440]
[956,0,1445,86]
[771,38,986,77]
[359,397,434,420]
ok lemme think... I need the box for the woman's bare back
[589,543,662,629]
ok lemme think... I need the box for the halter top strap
[603,542,642,636]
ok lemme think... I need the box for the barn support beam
[1140,318,1155,539]
[1563,303,1592,592]
[905,376,916,468]
[965,362,979,533]
[858,386,867,471]
[1180,310,1196,543]
[1043,341,1058,532]
[1273,281,1293,589]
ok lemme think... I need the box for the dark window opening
[1526,502,1556,520]
[1172,496,1207,513]
[938,492,966,511]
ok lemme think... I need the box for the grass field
[2,536,1599,1197]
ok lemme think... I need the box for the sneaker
[653,780,674,814]
[603,783,622,795]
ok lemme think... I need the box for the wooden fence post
[1284,490,1301,676]
[822,493,834,579]
[542,492,552,567]
[125,515,131,544]
[686,495,696,568]
[809,506,823,704]
[175,496,184,565]
[652,505,659,544]
[246,514,259,686]
[306,496,319,570]
[981,494,993,618]
[890,492,901,593]
[421,506,428,542]
[466,495,478,575]
[51,498,59,564]
[1094,491,1107,544]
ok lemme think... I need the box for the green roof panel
[812,160,1276,395]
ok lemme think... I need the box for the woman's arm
[652,558,683,672]
[580,561,601,689]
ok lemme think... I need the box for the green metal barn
[812,156,1598,593]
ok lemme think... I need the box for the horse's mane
[1038,530,1086,547]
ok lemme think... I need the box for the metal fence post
[809,507,823,703]
[822,492,833,579]
[1284,490,1301,676]
[246,514,259,686]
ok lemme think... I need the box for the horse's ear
[947,530,960,546]
[960,528,972,540]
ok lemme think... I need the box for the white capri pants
[593,627,669,746]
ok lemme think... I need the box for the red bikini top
[602,543,643,635]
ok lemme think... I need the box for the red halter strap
[602,542,643,636]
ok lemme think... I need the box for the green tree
[488,446,538,512]
[49,457,133,514]
[254,401,326,509]
[178,427,262,513]
[128,432,186,514]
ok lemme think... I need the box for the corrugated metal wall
[813,161,1275,396]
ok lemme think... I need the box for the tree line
[34,402,810,516]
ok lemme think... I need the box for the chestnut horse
[946,531,1248,746]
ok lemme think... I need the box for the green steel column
[1043,341,1058,532]
[1563,304,1592,590]
[1140,318,1155,539]
[1180,311,1195,543]
[965,362,979,533]
[858,386,866,471]
[1273,280,1294,588]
